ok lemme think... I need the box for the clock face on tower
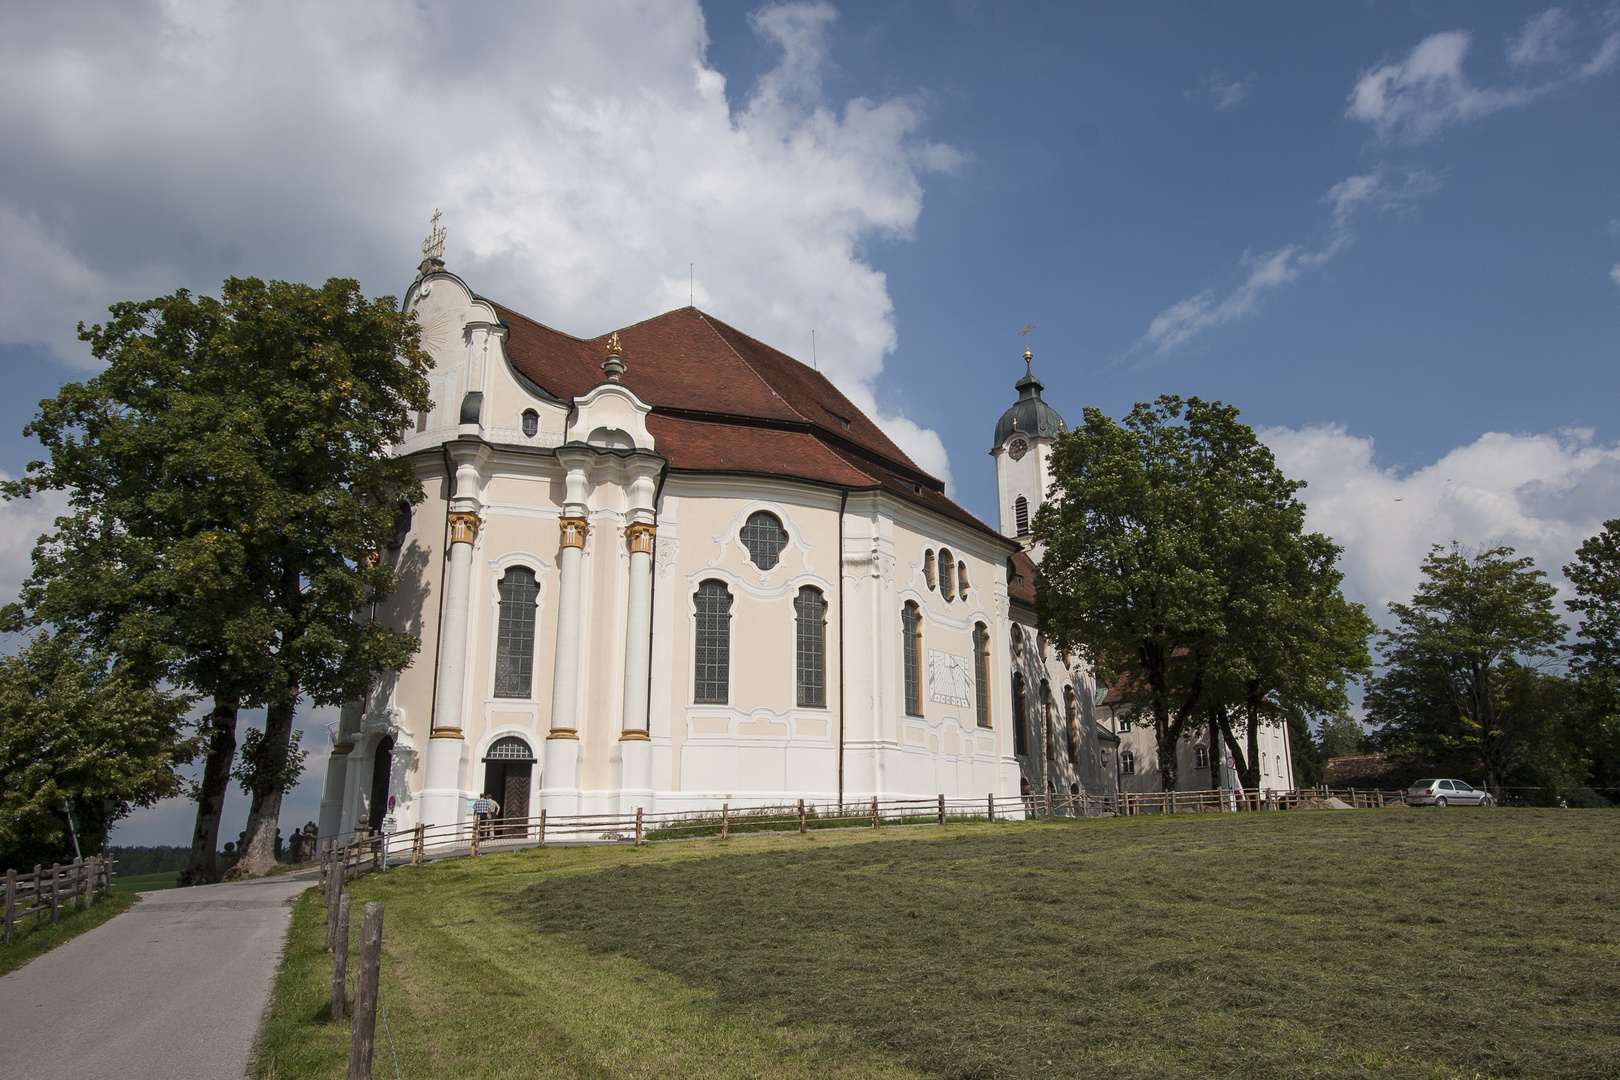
[1007,437,1028,461]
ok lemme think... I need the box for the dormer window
[521,409,539,437]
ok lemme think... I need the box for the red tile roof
[485,300,1012,545]
[1007,549,1038,607]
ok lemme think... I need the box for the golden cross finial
[606,331,623,355]
[1017,321,1034,367]
[422,209,446,261]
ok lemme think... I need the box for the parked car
[1407,778,1494,807]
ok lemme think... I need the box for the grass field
[0,891,137,977]
[110,870,180,893]
[255,809,1619,1080]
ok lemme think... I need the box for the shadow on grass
[514,809,1620,1080]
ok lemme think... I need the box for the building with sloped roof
[318,252,1109,839]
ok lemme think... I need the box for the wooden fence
[2,856,116,946]
[315,785,1409,882]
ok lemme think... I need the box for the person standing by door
[474,793,500,839]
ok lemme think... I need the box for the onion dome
[993,350,1067,450]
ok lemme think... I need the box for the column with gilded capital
[420,503,482,828]
[618,521,657,809]
[541,448,593,816]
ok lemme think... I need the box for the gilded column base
[331,742,355,755]
[619,729,651,742]
[547,727,580,740]
[429,727,464,739]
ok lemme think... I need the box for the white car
[1407,778,1494,807]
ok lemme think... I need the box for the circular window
[740,511,787,570]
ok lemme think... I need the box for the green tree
[5,277,432,878]
[1037,395,1369,790]
[1562,520,1620,800]
[0,632,192,868]
[1316,712,1369,760]
[1365,543,1564,798]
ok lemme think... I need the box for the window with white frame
[693,580,732,703]
[493,568,538,698]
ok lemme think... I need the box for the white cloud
[1348,14,1618,144]
[1187,70,1255,110]
[1137,166,1436,355]
[1262,424,1620,626]
[0,0,959,486]
[0,477,69,616]
[1611,261,1620,289]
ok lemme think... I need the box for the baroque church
[316,242,1282,841]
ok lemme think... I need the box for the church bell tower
[991,343,1067,543]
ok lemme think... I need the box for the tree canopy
[1036,395,1370,790]
[1365,543,1564,797]
[4,276,432,876]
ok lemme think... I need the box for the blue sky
[0,1,1615,843]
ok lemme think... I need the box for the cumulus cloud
[0,0,959,485]
[0,477,69,623]
[1187,70,1255,110]
[1262,424,1620,626]
[1348,12,1618,144]
[1137,165,1437,355]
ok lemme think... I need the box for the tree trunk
[1208,706,1224,791]
[1217,710,1251,792]
[230,686,298,878]
[1244,696,1262,791]
[179,699,239,886]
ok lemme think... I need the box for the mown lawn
[110,870,180,893]
[256,809,1619,1080]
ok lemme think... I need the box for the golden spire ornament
[421,209,446,261]
[1018,321,1035,370]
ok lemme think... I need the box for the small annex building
[317,249,1111,841]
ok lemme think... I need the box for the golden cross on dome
[1017,321,1035,367]
[422,209,446,260]
[607,331,623,355]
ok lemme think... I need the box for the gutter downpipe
[837,486,848,809]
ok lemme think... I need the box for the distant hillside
[109,846,191,876]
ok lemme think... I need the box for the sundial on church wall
[929,650,972,708]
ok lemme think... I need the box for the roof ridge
[688,309,812,427]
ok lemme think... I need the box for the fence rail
[2,856,116,946]
[316,785,1409,885]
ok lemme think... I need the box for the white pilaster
[618,520,656,811]
[541,447,592,816]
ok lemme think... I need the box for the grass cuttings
[0,890,137,977]
[515,810,1620,1080]
[253,833,933,1080]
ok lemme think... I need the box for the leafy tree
[1037,395,1369,790]
[1365,543,1564,798]
[1317,712,1370,760]
[5,277,432,877]
[0,631,192,868]
[1562,521,1620,800]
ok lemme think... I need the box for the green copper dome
[993,368,1067,450]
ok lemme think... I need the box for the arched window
[740,511,787,570]
[1015,495,1030,535]
[494,568,538,698]
[694,580,733,703]
[1010,624,1024,659]
[973,622,991,728]
[1064,686,1078,764]
[957,561,969,601]
[939,548,955,601]
[367,735,394,832]
[1194,745,1210,769]
[485,736,535,761]
[1038,631,1049,660]
[1012,672,1028,755]
[521,409,539,437]
[924,549,936,590]
[902,600,922,716]
[1042,680,1053,760]
[795,586,826,707]
[1121,749,1136,775]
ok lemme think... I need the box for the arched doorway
[482,736,535,837]
[367,735,394,833]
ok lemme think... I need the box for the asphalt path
[0,874,313,1080]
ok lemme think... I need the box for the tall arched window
[957,561,969,601]
[1042,680,1053,760]
[1012,672,1028,755]
[1064,685,1078,764]
[902,600,922,716]
[795,586,827,707]
[741,511,787,570]
[973,622,991,728]
[494,567,538,698]
[1015,495,1030,535]
[694,580,733,703]
[939,548,955,600]
[924,549,936,590]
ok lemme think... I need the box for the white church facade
[317,252,1185,841]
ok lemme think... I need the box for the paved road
[0,874,313,1080]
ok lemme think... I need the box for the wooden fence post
[412,823,425,865]
[347,902,385,1080]
[1170,791,1178,815]
[31,866,41,928]
[48,863,58,925]
[635,807,644,847]
[795,799,804,834]
[469,817,481,858]
[326,865,342,952]
[3,869,14,946]
[332,893,351,1020]
[538,809,547,848]
[83,857,94,908]
[871,795,879,829]
[987,793,995,822]
[721,803,729,840]
[1044,789,1052,819]
[938,794,946,826]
